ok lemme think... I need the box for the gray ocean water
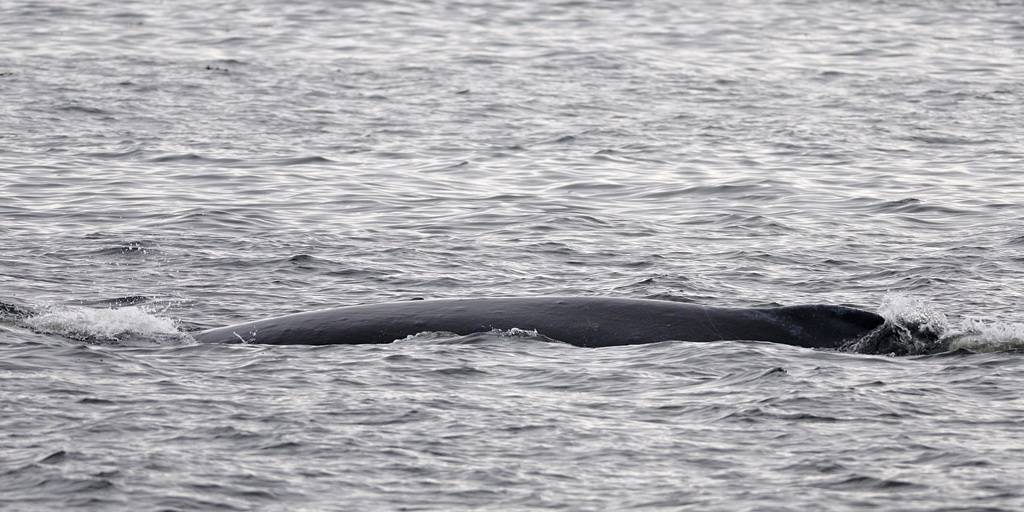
[2,0,1023,510]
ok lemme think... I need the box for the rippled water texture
[1,0,1023,510]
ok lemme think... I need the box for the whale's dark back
[193,297,886,350]
[765,304,887,348]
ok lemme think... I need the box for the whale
[192,296,903,351]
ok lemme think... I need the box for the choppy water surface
[1,0,1023,509]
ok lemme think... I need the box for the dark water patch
[908,448,993,468]
[816,474,925,491]
[89,242,158,257]
[326,267,388,278]
[428,365,489,377]
[712,366,788,387]
[632,182,781,200]
[23,476,117,494]
[148,153,241,164]
[259,441,305,453]
[56,105,110,116]
[77,397,116,405]
[37,240,161,261]
[209,58,248,66]
[82,148,144,159]
[867,197,975,215]
[709,213,791,233]
[903,133,999,146]
[287,254,320,264]
[426,160,470,173]
[781,459,848,474]
[264,155,335,165]
[276,254,386,279]
[547,180,626,193]
[764,411,843,423]
[37,450,69,465]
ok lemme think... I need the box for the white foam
[395,331,461,343]
[395,328,545,344]
[23,305,189,345]
[949,317,1024,353]
[496,327,541,337]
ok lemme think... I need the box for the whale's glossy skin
[192,297,885,349]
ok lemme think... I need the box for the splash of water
[844,294,1024,355]
[948,317,1024,353]
[877,293,950,340]
[842,294,949,355]
[21,304,190,345]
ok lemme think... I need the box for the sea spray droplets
[878,293,950,340]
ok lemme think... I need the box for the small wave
[21,304,190,346]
